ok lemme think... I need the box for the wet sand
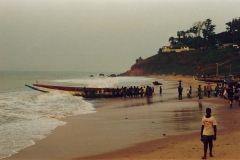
[5,75,240,160]
[77,98,240,160]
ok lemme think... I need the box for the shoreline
[77,75,240,160]
[5,75,240,160]
[78,98,240,160]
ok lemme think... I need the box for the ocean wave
[0,90,96,159]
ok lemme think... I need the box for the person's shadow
[198,102,203,110]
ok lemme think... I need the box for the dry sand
[5,75,240,160]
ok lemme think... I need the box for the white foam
[0,75,167,159]
[0,117,65,159]
[0,91,96,159]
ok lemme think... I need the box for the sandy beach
[5,75,240,160]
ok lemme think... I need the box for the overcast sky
[1,0,240,73]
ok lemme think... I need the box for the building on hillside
[161,46,171,52]
[161,44,190,52]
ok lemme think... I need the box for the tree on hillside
[177,31,186,41]
[226,17,240,44]
[189,21,205,49]
[169,37,178,45]
[164,17,240,50]
[190,26,198,37]
[190,26,200,49]
[185,30,192,37]
[193,21,205,37]
[202,19,216,48]
[215,31,232,45]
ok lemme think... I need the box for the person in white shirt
[201,108,217,159]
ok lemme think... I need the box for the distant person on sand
[226,84,234,108]
[187,86,192,98]
[201,108,217,159]
[187,89,190,98]
[204,86,207,97]
[215,84,220,97]
[178,85,183,100]
[189,86,192,97]
[206,83,212,98]
[159,86,162,95]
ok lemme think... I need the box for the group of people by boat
[196,81,240,107]
[82,86,155,98]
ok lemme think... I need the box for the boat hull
[196,78,224,83]
[26,84,84,96]
[26,84,127,98]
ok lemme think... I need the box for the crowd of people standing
[196,81,240,107]
[83,86,155,98]
[83,79,240,107]
[176,80,240,107]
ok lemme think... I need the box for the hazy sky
[1,0,240,73]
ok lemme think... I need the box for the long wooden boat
[195,77,225,83]
[25,84,48,93]
[25,84,132,98]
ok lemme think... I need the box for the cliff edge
[121,48,240,76]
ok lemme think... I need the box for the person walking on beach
[159,86,162,95]
[215,84,220,97]
[201,108,217,159]
[226,84,234,108]
[178,85,183,100]
[206,83,212,98]
[189,86,192,98]
[187,89,191,98]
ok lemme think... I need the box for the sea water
[0,71,166,159]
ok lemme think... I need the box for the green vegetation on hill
[121,48,240,76]
[168,17,240,49]
[121,17,240,77]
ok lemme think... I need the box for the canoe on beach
[195,77,225,83]
[25,84,146,98]
[25,84,85,96]
[196,77,239,85]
